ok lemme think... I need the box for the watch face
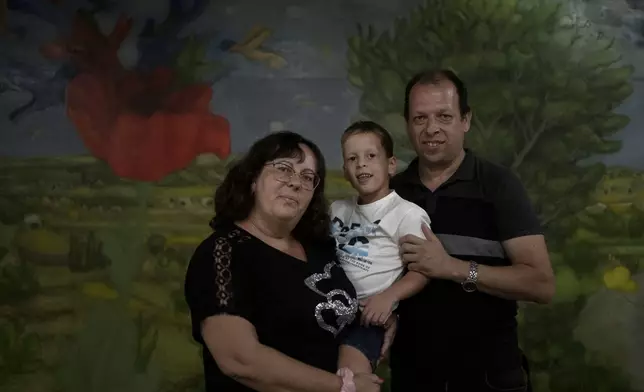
[462,281,477,293]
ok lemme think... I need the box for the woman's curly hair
[212,131,331,244]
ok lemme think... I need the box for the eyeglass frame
[264,161,320,191]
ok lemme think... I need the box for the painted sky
[0,0,643,169]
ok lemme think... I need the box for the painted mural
[1,0,643,391]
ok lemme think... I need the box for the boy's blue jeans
[342,324,386,371]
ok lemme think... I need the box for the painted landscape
[1,153,644,391]
[2,0,644,391]
[0,154,356,392]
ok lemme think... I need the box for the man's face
[406,80,471,166]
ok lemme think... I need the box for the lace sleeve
[213,235,235,307]
[184,229,252,344]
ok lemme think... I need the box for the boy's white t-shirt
[329,190,432,300]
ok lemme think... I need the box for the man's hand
[377,313,398,366]
[360,292,397,327]
[399,223,465,280]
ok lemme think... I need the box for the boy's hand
[360,291,397,326]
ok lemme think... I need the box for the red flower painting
[44,12,231,182]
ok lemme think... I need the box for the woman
[184,131,393,392]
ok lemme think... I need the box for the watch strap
[467,261,479,282]
[461,261,479,292]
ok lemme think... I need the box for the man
[388,69,555,391]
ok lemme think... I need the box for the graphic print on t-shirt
[330,192,431,300]
[331,217,380,271]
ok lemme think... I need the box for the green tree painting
[347,0,643,391]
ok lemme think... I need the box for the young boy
[332,120,432,374]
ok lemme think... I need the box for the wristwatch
[461,261,479,293]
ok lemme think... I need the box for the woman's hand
[354,373,383,392]
[378,313,398,365]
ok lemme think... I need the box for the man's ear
[462,111,472,133]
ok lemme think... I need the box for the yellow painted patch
[166,235,203,246]
[15,228,70,255]
[153,325,202,381]
[603,265,638,293]
[156,186,214,198]
[132,282,173,309]
[127,298,149,312]
[607,202,633,214]
[81,282,119,300]
[571,228,600,241]
[593,172,644,210]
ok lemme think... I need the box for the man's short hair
[404,69,471,120]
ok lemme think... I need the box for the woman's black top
[184,220,359,392]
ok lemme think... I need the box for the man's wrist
[448,256,471,282]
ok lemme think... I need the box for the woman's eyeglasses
[266,162,320,191]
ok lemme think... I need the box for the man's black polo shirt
[389,150,543,373]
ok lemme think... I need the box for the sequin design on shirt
[304,262,358,336]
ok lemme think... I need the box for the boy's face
[342,132,397,204]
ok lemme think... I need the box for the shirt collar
[396,149,476,186]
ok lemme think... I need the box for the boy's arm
[379,270,427,302]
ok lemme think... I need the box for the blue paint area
[135,0,211,70]
[0,0,643,169]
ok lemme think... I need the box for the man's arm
[446,168,554,303]
[446,235,555,303]
[481,234,554,303]
[361,209,430,326]
[386,209,431,301]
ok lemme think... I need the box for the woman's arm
[203,314,344,392]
